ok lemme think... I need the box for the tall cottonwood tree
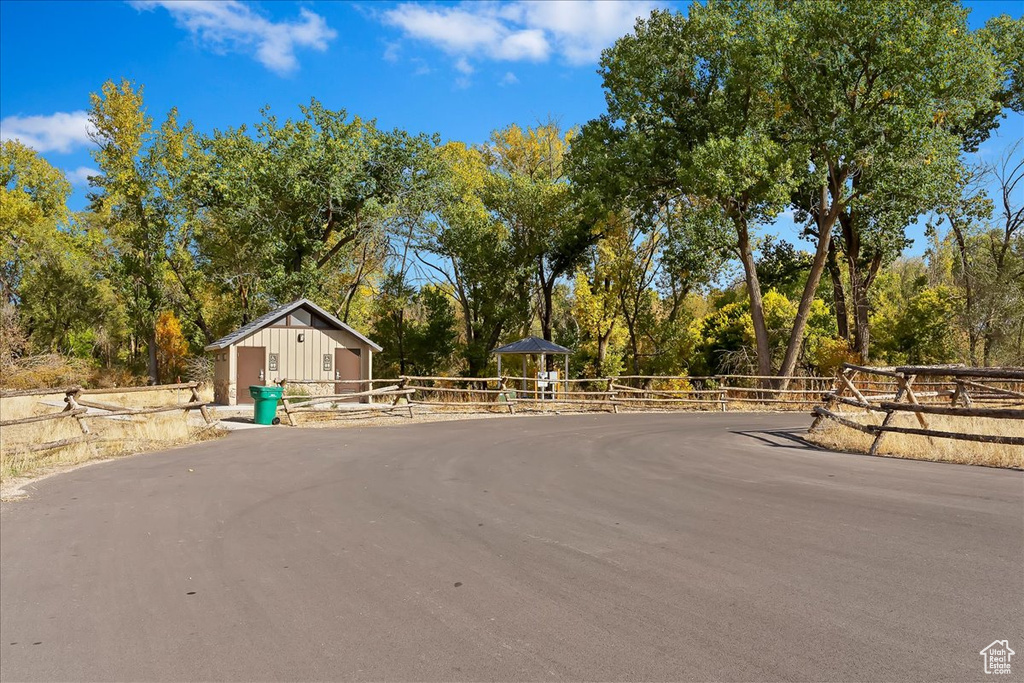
[569,6,797,377]
[775,1,998,367]
[416,142,533,377]
[483,122,595,347]
[572,0,1006,380]
[201,100,434,323]
[88,79,199,383]
[1,140,71,304]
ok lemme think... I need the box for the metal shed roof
[492,336,571,355]
[204,298,383,352]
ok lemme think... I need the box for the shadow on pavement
[732,427,825,450]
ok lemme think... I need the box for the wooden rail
[0,385,80,399]
[0,407,88,428]
[1,382,214,457]
[810,364,1024,453]
[271,370,998,424]
[69,383,212,425]
[280,383,417,425]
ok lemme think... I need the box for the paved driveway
[1,413,1021,681]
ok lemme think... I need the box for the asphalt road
[2,413,1022,682]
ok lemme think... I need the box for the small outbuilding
[205,298,382,405]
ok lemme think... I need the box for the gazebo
[493,336,571,397]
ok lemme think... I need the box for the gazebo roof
[493,336,571,355]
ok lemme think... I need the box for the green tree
[1,140,71,303]
[483,122,595,347]
[1,141,123,361]
[201,100,435,322]
[755,237,813,300]
[88,79,201,382]
[874,284,961,364]
[777,0,998,368]
[406,284,459,376]
[416,142,532,376]
[570,5,798,377]
[574,0,1005,381]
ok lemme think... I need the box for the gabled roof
[493,336,571,355]
[204,298,382,352]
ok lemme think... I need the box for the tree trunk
[538,261,556,371]
[541,283,553,343]
[735,218,771,377]
[851,276,871,362]
[627,323,640,375]
[778,185,839,387]
[396,310,407,375]
[619,288,641,375]
[826,239,850,342]
[950,223,979,366]
[147,329,159,385]
[596,328,612,378]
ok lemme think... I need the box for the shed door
[237,347,266,405]
[335,347,361,400]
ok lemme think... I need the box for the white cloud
[383,3,549,62]
[454,57,474,75]
[66,166,99,186]
[130,1,336,75]
[412,58,432,76]
[500,71,519,86]
[520,0,659,65]
[383,41,401,63]
[382,0,657,67]
[0,110,93,153]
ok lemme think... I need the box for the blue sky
[1,0,1021,255]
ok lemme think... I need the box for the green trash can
[249,385,283,425]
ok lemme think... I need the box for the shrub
[0,353,90,389]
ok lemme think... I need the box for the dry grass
[1,385,223,493]
[806,410,1024,469]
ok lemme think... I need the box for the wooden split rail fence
[0,382,212,454]
[273,374,839,422]
[275,379,416,425]
[810,364,1024,453]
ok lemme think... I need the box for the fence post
[951,379,973,408]
[869,373,918,455]
[64,389,98,456]
[606,377,618,414]
[499,379,515,415]
[189,383,213,424]
[396,378,415,418]
[809,368,850,432]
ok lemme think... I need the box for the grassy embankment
[1,385,224,487]
[806,411,1024,469]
